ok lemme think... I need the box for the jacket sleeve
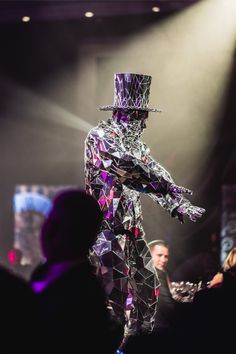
[87,132,191,216]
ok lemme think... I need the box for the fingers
[193,207,206,216]
[170,184,193,195]
[189,215,197,222]
[182,187,193,195]
[198,207,206,214]
[188,206,206,221]
[175,198,206,223]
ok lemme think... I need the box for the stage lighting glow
[22,16,30,23]
[2,77,94,134]
[8,248,24,265]
[13,191,52,215]
[152,7,160,13]
[90,0,236,244]
[95,0,236,187]
[8,249,17,264]
[85,11,94,18]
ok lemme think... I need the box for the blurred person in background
[30,189,123,353]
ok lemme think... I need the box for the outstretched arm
[99,147,192,196]
[141,148,205,223]
[149,193,205,223]
[87,133,205,222]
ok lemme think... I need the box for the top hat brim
[98,105,162,112]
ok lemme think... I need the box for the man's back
[31,260,122,353]
[0,265,36,353]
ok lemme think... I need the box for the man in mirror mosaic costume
[84,73,205,336]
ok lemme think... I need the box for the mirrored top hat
[99,72,162,112]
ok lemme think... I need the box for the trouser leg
[92,232,129,325]
[127,237,159,334]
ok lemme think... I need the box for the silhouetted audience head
[41,189,102,262]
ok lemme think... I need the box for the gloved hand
[173,202,206,223]
[169,183,193,196]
